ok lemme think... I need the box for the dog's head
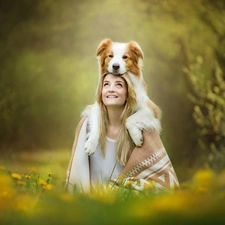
[96,39,144,78]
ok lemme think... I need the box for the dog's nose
[112,63,120,71]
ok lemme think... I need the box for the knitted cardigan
[65,117,179,193]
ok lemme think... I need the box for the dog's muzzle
[112,63,120,72]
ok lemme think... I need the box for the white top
[90,137,124,185]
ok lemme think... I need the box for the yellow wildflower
[124,180,134,186]
[25,175,31,179]
[153,193,188,212]
[11,173,22,180]
[192,168,215,192]
[39,179,47,185]
[43,184,53,191]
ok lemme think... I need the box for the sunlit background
[1,1,225,224]
[0,0,225,184]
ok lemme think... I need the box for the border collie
[84,39,161,155]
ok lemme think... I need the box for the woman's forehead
[103,74,125,82]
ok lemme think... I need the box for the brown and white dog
[84,39,161,155]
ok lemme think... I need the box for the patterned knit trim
[126,147,165,177]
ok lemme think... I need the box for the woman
[65,73,179,193]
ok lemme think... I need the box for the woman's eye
[103,83,109,87]
[117,83,123,87]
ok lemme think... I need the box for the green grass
[0,148,70,182]
[1,149,225,225]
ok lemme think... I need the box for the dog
[84,39,161,155]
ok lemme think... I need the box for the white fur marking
[108,42,127,74]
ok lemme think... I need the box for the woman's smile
[107,95,118,98]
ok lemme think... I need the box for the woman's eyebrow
[115,80,125,84]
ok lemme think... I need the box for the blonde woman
[66,73,179,193]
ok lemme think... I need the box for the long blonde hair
[96,73,137,165]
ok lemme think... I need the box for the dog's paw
[126,117,143,147]
[84,135,99,155]
[127,126,143,147]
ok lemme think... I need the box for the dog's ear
[128,41,144,59]
[96,39,112,57]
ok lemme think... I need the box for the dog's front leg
[84,102,100,155]
[126,107,161,147]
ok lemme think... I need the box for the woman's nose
[108,85,115,92]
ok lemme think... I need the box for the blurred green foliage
[184,57,225,171]
[0,0,225,180]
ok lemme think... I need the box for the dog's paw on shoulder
[127,126,143,147]
[84,136,98,155]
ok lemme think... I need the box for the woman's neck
[106,107,123,139]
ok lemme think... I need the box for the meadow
[1,1,225,224]
[0,149,225,225]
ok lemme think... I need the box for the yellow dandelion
[39,179,47,185]
[192,168,215,191]
[150,191,194,213]
[11,173,22,180]
[124,180,134,186]
[144,181,154,189]
[43,184,53,191]
[25,175,31,179]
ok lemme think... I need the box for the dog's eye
[108,54,113,58]
[122,55,128,59]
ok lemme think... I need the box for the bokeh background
[1,0,225,183]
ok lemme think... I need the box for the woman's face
[102,74,128,109]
